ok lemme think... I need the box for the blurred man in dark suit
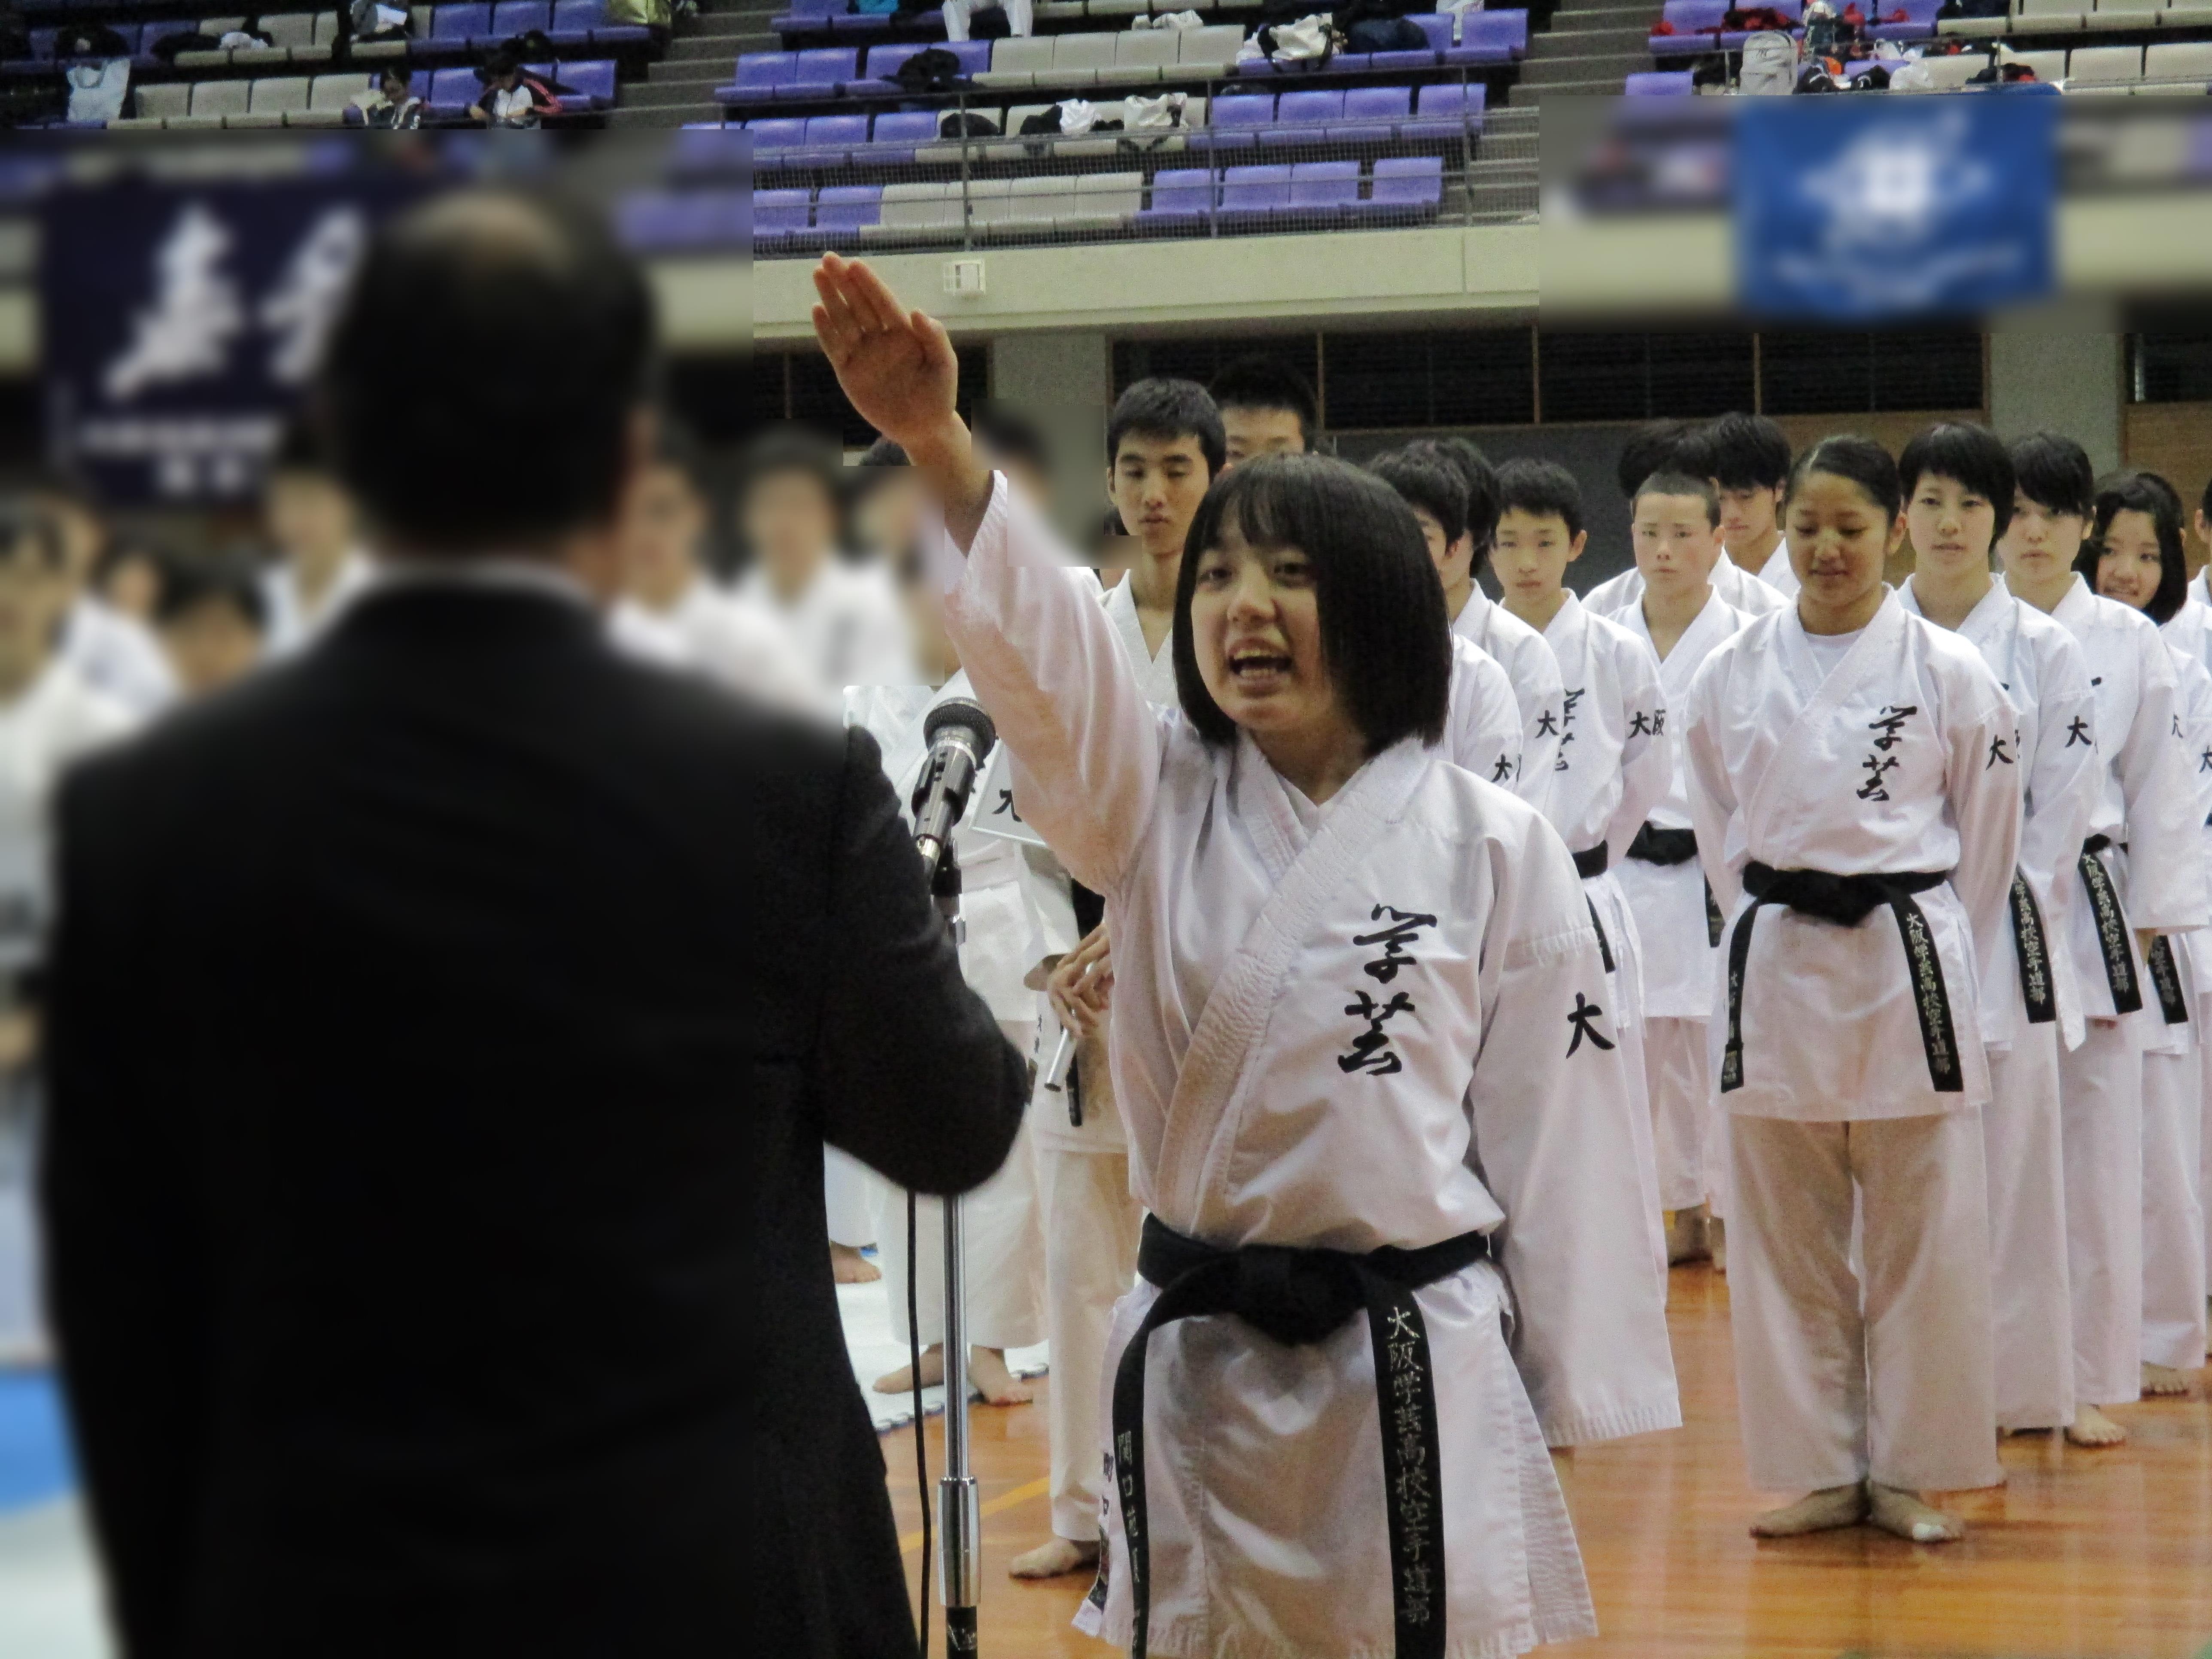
[41,188,1027,1659]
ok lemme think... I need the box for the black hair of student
[860,435,909,468]
[2007,431,2096,521]
[1107,378,1225,478]
[653,413,705,484]
[1495,457,1584,541]
[1694,411,1793,492]
[483,48,519,78]
[1632,469,1721,529]
[317,187,654,555]
[1366,446,1468,545]
[2133,468,2186,526]
[2080,472,2188,626]
[741,425,846,512]
[155,552,268,632]
[271,411,331,477]
[1787,434,1901,522]
[2200,470,2212,524]
[1616,418,1700,500]
[973,407,1052,479]
[1173,455,1449,752]
[1207,356,1318,446]
[1898,422,2017,542]
[1404,436,1499,571]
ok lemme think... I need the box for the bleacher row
[769,0,1255,40]
[1650,0,2212,52]
[101,59,617,124]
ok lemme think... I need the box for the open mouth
[1227,648,1293,684]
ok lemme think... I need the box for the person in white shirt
[1584,419,1788,624]
[153,556,268,699]
[731,428,917,693]
[1686,435,2021,1544]
[2077,471,2212,1399]
[0,509,134,1365]
[1896,423,2100,1438]
[22,471,176,717]
[1999,432,2206,1448]
[260,421,375,659]
[811,251,1677,1659]
[1691,412,1798,599]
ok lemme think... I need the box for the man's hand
[1047,924,1113,1039]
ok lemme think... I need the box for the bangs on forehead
[1195,459,1325,556]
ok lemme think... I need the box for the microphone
[912,697,997,878]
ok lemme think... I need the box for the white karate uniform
[1755,544,1800,599]
[1612,587,1747,1219]
[0,661,134,1359]
[2045,574,2207,1405]
[1583,555,1786,624]
[938,474,1680,1659]
[734,555,917,696]
[608,577,826,715]
[1452,585,1564,817]
[1685,589,2019,1493]
[1540,593,1673,1278]
[1446,634,1525,792]
[2166,593,2212,1291]
[1901,574,2099,1431]
[261,550,376,658]
[56,594,174,717]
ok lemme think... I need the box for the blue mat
[0,1373,73,1513]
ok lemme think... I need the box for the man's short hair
[1175,455,1448,751]
[1495,458,1585,541]
[1107,378,1225,477]
[1616,418,1700,500]
[973,407,1052,479]
[156,553,268,631]
[1403,436,1498,567]
[1898,422,2017,542]
[315,188,655,556]
[740,425,845,510]
[859,435,909,468]
[1367,447,1468,546]
[1632,469,1721,529]
[1207,356,1318,446]
[1688,412,1793,492]
[2008,431,2096,521]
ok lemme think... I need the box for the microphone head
[923,696,997,760]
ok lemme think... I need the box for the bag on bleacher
[1267,15,1334,60]
[939,108,999,136]
[349,0,412,37]
[894,45,963,90]
[1737,28,1798,92]
[1343,15,1423,50]
[1133,8,1206,25]
[65,55,130,120]
[1123,89,1188,127]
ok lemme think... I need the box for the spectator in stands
[153,555,268,698]
[364,66,424,128]
[468,50,561,126]
[12,469,174,717]
[349,0,411,40]
[942,0,1031,43]
[1209,355,1318,468]
[261,419,374,659]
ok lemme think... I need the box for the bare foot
[1709,1216,1727,1275]
[875,1344,945,1394]
[969,1346,1035,1406]
[1665,1204,1711,1266]
[1868,1482,1965,1544]
[831,1242,881,1284]
[1750,1482,1869,1537]
[2065,1403,2128,1446]
[1009,1536,1099,1579]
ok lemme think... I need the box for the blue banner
[1735,95,2056,323]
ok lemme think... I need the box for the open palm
[811,253,959,453]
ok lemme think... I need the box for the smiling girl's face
[2093,508,2165,614]
[1189,519,1353,751]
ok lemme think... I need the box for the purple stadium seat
[433,3,491,42]
[1211,93,1275,127]
[1409,13,1453,52]
[1446,8,1526,63]
[747,115,806,149]
[429,64,483,111]
[557,58,617,106]
[944,38,990,77]
[1870,0,1939,40]
[1220,163,1292,213]
[1651,0,1728,54]
[802,111,867,154]
[754,187,811,230]
[672,125,748,173]
[869,108,939,157]
[1233,55,1277,73]
[1260,88,1342,147]
[772,0,846,32]
[721,51,796,103]
[1288,160,1360,209]
[835,38,921,94]
[1625,69,1693,93]
[410,67,438,100]
[1401,79,1483,140]
[547,0,599,43]
[1364,154,1443,218]
[492,0,549,36]
[780,46,857,96]
[1331,82,1409,142]
[815,183,883,235]
[1139,167,1214,225]
[833,5,919,30]
[1367,39,1438,72]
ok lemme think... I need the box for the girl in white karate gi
[811,254,1679,1659]
[1895,423,2099,1436]
[2078,472,2212,1393]
[1684,435,2021,1544]
[1998,433,2206,1447]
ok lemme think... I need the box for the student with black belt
[1684,436,2021,1543]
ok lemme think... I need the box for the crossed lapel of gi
[1742,588,1907,853]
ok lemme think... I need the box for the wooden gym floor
[883,1261,2212,1658]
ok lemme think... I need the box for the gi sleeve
[1445,639,1524,793]
[814,724,1028,1195]
[1603,630,1672,870]
[1943,661,2026,1011]
[1508,633,1565,820]
[2117,623,2209,933]
[933,473,1164,896]
[1684,651,1747,917]
[1467,809,1682,1447]
[2019,628,2099,957]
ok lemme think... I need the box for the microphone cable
[908,1189,930,1659]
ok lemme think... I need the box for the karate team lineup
[811,254,2212,1657]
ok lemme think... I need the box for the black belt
[2078,836,2143,1015]
[2147,935,2191,1025]
[2008,869,2057,1026]
[1627,823,1723,947]
[1721,861,1962,1094]
[1574,846,1615,972]
[1102,1215,1490,1659]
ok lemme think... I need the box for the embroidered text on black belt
[1103,1216,1490,1659]
[2008,870,2056,1026]
[2078,836,2142,1015]
[1721,862,1960,1094]
[2147,934,2190,1025]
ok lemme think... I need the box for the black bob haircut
[1366,446,1468,545]
[1692,412,1793,492]
[2008,431,2096,522]
[155,553,268,632]
[1632,469,1721,529]
[1617,418,1700,501]
[1405,436,1499,568]
[1898,422,2017,542]
[1172,455,1449,754]
[1108,378,1225,478]
[1208,356,1318,444]
[2080,472,2189,626]
[316,188,655,556]
[1495,457,1585,541]
[1788,434,1901,522]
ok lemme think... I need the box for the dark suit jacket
[41,581,1027,1659]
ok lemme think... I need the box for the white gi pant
[2058,1017,2145,1405]
[1729,1110,2002,1494]
[1587,871,1668,1282]
[941,0,1030,38]
[1644,1016,1711,1214]
[823,1146,876,1250]
[1033,1137,1142,1540]
[1984,1028,2075,1430]
[2203,1035,2212,1289]
[2142,1045,2207,1371]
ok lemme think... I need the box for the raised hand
[811,253,960,456]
